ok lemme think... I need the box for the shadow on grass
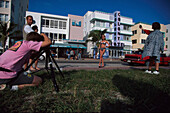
[101,74,170,113]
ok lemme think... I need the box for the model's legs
[101,49,106,67]
[99,50,102,67]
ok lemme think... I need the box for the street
[37,58,170,71]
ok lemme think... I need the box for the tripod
[24,48,64,92]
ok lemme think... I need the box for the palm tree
[87,29,107,47]
[0,21,19,52]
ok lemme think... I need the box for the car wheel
[39,55,45,61]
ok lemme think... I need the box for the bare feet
[35,67,40,70]
[30,67,36,71]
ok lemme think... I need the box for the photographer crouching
[0,32,51,91]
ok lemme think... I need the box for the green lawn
[0,69,170,112]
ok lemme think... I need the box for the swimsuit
[100,48,105,51]
[100,42,107,51]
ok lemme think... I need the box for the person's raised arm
[40,33,52,47]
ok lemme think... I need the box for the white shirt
[24,25,34,34]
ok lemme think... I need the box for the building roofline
[26,11,69,19]
[135,22,152,25]
[120,16,133,19]
[68,14,83,18]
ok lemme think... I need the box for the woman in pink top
[0,32,51,90]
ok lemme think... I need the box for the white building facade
[84,10,134,58]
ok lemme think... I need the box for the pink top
[0,40,42,79]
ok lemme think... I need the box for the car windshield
[133,50,143,54]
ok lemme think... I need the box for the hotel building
[84,10,134,58]
[131,22,167,53]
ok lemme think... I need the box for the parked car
[122,51,170,66]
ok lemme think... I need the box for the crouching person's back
[0,32,52,91]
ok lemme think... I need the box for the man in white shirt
[23,15,35,71]
[23,15,34,40]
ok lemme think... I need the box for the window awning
[50,43,87,49]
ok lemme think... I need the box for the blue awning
[50,43,87,49]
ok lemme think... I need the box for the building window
[59,34,63,40]
[5,14,8,21]
[0,1,9,8]
[55,20,58,28]
[166,37,168,41]
[100,21,105,27]
[50,20,55,28]
[166,29,168,33]
[46,20,49,28]
[123,25,130,30]
[59,21,63,29]
[54,33,58,40]
[132,39,137,44]
[72,20,75,26]
[132,30,137,35]
[5,1,9,8]
[63,34,66,39]
[0,1,4,8]
[123,36,129,41]
[42,18,66,29]
[0,14,3,21]
[41,19,49,28]
[50,33,53,40]
[0,14,8,22]
[96,21,100,27]
[63,22,66,29]
[166,45,168,49]
[141,39,146,44]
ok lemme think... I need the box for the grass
[0,69,170,112]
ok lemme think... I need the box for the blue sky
[28,0,170,25]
